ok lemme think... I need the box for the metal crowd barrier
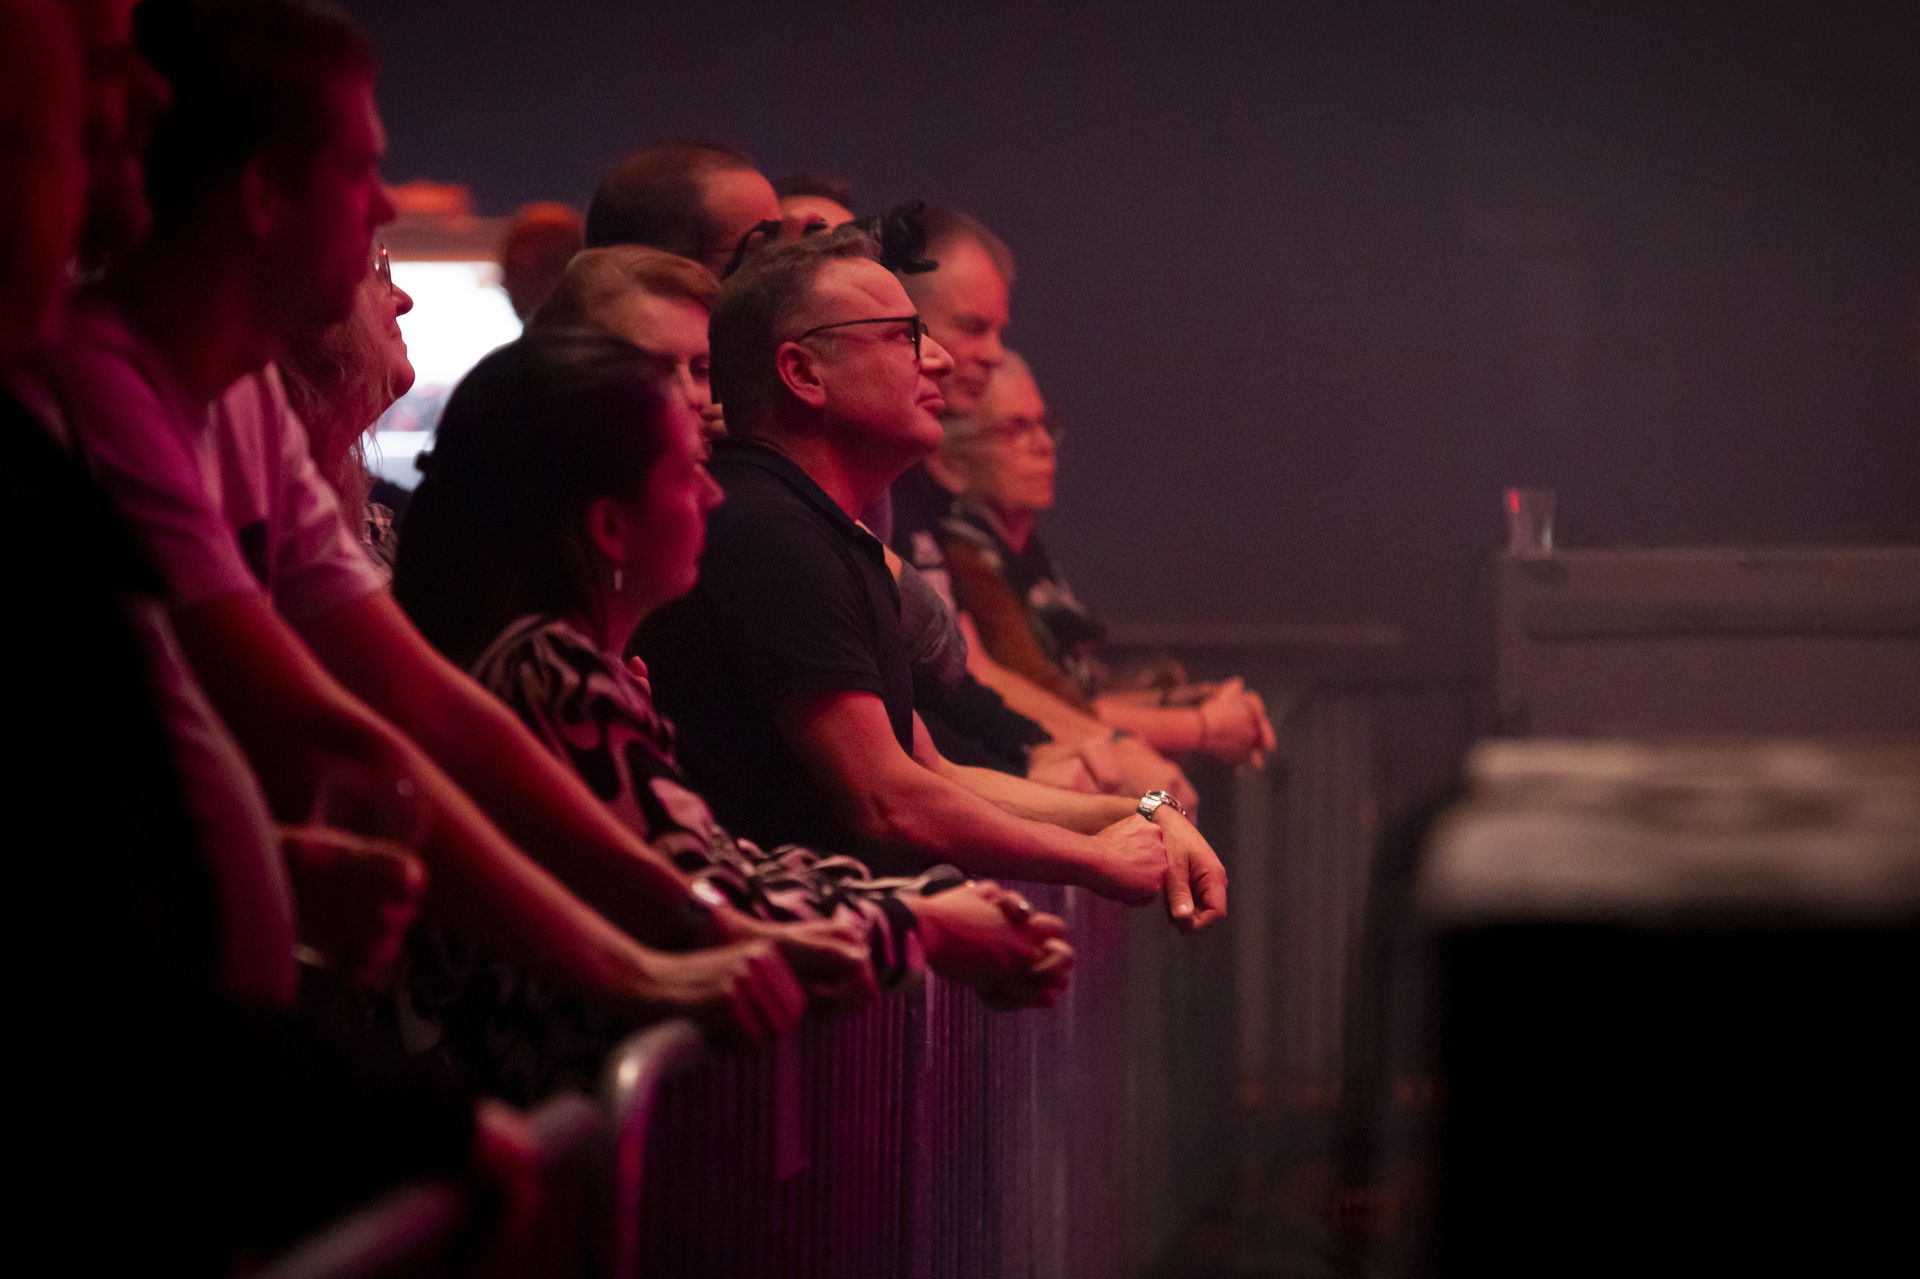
[258,634,1441,1278]
[601,884,1158,1279]
[595,664,1452,1276]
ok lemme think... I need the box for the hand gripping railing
[253,1091,605,1279]
[599,1019,709,1279]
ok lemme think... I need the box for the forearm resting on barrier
[778,689,1164,902]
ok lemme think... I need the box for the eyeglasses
[792,314,927,362]
[373,242,392,298]
[964,414,1065,449]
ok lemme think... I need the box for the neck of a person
[582,590,647,660]
[752,415,917,521]
[113,229,280,404]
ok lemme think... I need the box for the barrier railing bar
[251,1182,469,1279]
[599,1019,708,1279]
[253,1090,605,1279]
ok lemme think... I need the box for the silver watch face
[1139,789,1184,820]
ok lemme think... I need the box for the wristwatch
[1136,789,1187,823]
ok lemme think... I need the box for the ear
[583,496,628,564]
[237,156,282,242]
[774,340,829,410]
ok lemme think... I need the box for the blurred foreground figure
[4,2,527,1268]
[635,229,1228,929]
[49,0,825,1061]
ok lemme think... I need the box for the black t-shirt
[634,438,919,861]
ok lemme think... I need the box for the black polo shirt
[633,437,918,860]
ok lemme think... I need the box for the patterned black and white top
[398,614,949,1104]
[471,614,939,988]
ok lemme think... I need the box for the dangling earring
[612,565,625,594]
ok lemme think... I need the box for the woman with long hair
[280,244,414,563]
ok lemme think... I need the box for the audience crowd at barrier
[6,1,1287,1270]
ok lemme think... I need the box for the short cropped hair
[135,0,376,231]
[920,204,1017,285]
[709,226,880,433]
[771,174,857,210]
[584,138,756,257]
[528,245,720,333]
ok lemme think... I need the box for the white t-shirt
[50,297,388,1005]
[54,297,388,618]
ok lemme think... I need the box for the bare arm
[776,690,1165,903]
[1095,676,1276,766]
[928,742,1137,834]
[959,613,1199,810]
[932,729,1228,930]
[171,591,805,1038]
[297,589,701,944]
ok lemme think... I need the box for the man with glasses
[636,229,1229,926]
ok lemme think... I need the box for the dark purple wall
[349,0,1919,671]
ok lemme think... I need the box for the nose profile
[919,333,956,377]
[980,330,1006,369]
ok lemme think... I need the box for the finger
[1189,862,1230,931]
[1022,911,1068,942]
[1162,849,1195,924]
[1028,938,1074,974]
